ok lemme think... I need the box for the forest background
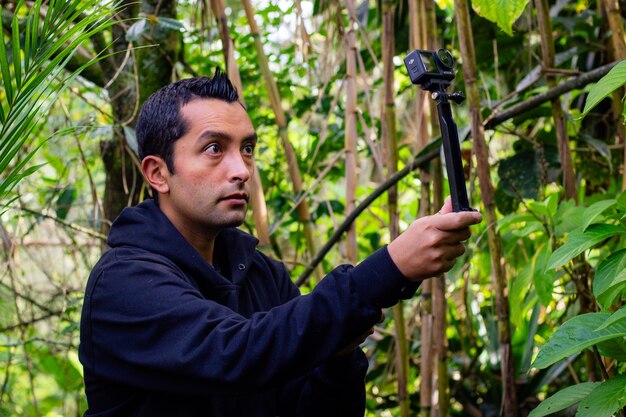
[2,0,626,416]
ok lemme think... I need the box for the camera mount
[404,49,474,212]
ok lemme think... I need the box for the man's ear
[141,156,171,194]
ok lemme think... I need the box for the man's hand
[387,197,482,282]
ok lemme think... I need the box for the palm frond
[0,0,119,203]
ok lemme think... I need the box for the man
[79,70,482,417]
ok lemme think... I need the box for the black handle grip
[435,94,474,212]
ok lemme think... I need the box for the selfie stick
[432,88,473,212]
[404,49,474,212]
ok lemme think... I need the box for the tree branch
[484,61,618,129]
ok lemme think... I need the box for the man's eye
[205,143,221,154]
[242,144,255,156]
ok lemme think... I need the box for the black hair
[136,68,240,173]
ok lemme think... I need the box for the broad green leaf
[593,249,626,309]
[556,203,586,235]
[576,375,626,417]
[582,200,615,231]
[546,193,559,218]
[533,243,555,307]
[580,60,626,119]
[597,305,626,331]
[496,213,538,233]
[497,150,541,200]
[597,337,626,361]
[532,312,626,369]
[547,224,625,270]
[471,0,529,36]
[527,382,600,417]
[510,263,534,329]
[528,199,551,218]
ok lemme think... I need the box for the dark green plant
[0,0,117,206]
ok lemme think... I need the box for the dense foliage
[1,0,626,416]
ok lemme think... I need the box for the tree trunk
[210,0,271,249]
[534,0,577,202]
[241,0,321,280]
[100,0,179,239]
[454,1,519,416]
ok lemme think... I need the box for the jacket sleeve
[80,245,418,397]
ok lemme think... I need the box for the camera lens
[436,49,454,69]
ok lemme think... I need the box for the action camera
[404,49,455,91]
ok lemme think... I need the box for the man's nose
[228,152,252,183]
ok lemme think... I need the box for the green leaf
[580,60,626,119]
[510,263,534,329]
[576,375,626,417]
[546,193,559,218]
[547,224,625,270]
[471,0,530,36]
[532,312,626,369]
[55,185,77,220]
[597,305,626,331]
[618,190,626,213]
[497,150,539,199]
[0,16,14,105]
[582,199,616,231]
[156,16,187,32]
[527,382,600,417]
[497,212,538,233]
[0,0,118,204]
[532,243,555,307]
[126,19,148,42]
[597,337,626,361]
[593,249,626,309]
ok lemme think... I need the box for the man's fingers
[440,227,472,244]
[438,196,453,214]
[431,211,482,231]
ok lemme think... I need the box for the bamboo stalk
[600,0,626,191]
[345,0,358,265]
[422,2,449,415]
[381,1,409,415]
[413,1,436,415]
[210,0,271,248]
[454,1,518,416]
[534,0,577,202]
[240,0,321,280]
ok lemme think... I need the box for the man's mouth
[220,192,249,203]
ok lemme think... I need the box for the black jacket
[79,199,417,416]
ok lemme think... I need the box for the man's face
[158,98,257,237]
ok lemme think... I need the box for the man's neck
[158,204,219,265]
